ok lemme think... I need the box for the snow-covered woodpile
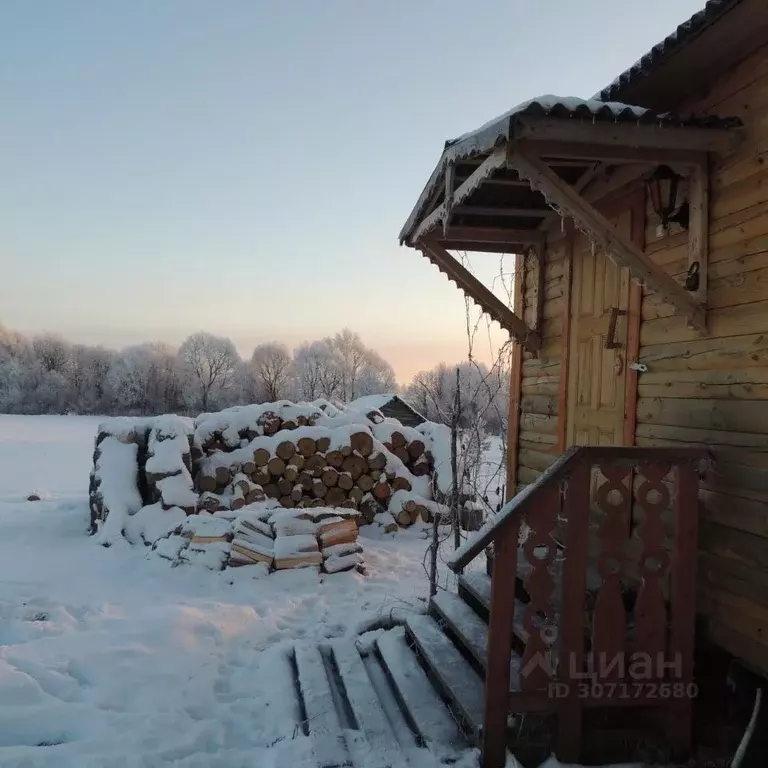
[147,501,363,574]
[190,400,451,531]
[89,400,452,571]
[89,415,194,544]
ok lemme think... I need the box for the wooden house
[398,1,768,764]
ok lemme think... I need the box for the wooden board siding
[635,42,768,676]
[517,239,568,489]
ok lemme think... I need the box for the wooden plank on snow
[404,613,486,737]
[294,644,350,768]
[329,640,401,768]
[375,626,465,755]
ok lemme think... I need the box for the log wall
[515,237,570,490]
[636,42,768,675]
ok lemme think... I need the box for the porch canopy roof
[399,95,741,351]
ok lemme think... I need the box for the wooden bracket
[409,146,506,244]
[508,146,707,333]
[419,237,541,353]
[687,157,709,307]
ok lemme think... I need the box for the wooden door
[566,212,632,447]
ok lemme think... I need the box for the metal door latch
[630,362,648,373]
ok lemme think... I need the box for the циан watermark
[520,650,699,700]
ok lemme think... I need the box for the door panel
[566,211,632,448]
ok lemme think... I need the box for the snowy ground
[0,416,480,767]
[0,416,626,768]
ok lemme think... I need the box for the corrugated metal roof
[599,0,746,102]
[398,95,739,243]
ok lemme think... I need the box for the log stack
[229,517,274,567]
[318,516,363,573]
[193,427,415,519]
[145,417,197,515]
[89,420,145,535]
[379,429,434,479]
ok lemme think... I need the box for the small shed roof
[346,394,426,425]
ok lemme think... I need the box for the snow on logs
[89,400,450,558]
[89,415,195,540]
[160,503,363,574]
[190,401,443,530]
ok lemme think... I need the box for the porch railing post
[556,458,591,762]
[482,524,519,768]
[667,460,700,753]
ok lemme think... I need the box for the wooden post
[451,368,462,561]
[557,224,574,453]
[556,459,591,762]
[505,253,525,499]
[623,188,645,446]
[688,158,709,306]
[666,461,701,753]
[483,526,519,768]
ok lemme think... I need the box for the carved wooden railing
[447,446,707,768]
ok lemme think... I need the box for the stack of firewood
[89,419,145,534]
[145,418,197,514]
[318,516,362,573]
[378,429,433,479]
[229,516,274,567]
[194,428,414,515]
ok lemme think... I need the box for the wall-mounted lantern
[647,165,689,237]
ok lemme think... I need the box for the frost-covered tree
[404,360,508,433]
[292,339,343,401]
[250,342,292,402]
[332,329,369,402]
[32,333,71,374]
[178,332,240,412]
[355,348,397,397]
[107,343,183,415]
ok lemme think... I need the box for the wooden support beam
[538,162,601,232]
[688,158,709,306]
[582,164,648,205]
[443,225,544,245]
[409,147,506,244]
[455,175,529,187]
[522,139,712,167]
[508,147,707,332]
[443,160,455,237]
[453,205,550,218]
[515,116,739,153]
[451,147,507,209]
[419,237,540,352]
[432,240,529,254]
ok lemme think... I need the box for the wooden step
[329,640,403,768]
[431,590,522,689]
[375,626,465,758]
[294,644,351,768]
[404,613,486,740]
[458,571,531,650]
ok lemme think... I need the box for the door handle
[605,307,627,350]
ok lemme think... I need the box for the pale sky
[0,0,705,381]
